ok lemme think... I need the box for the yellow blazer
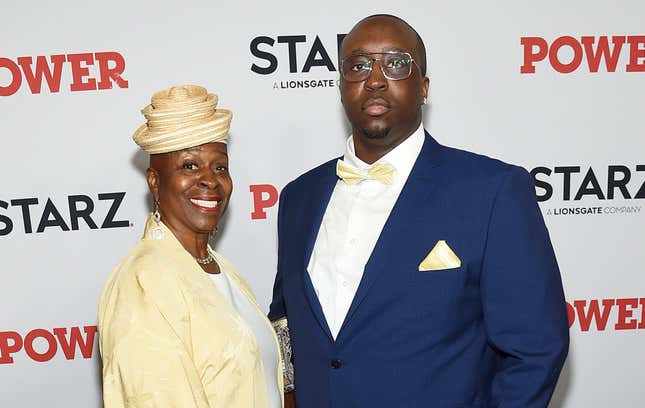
[99,215,284,407]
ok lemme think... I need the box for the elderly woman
[98,85,283,407]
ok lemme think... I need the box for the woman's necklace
[194,253,215,265]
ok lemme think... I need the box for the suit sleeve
[268,186,295,393]
[481,166,569,408]
[269,185,289,322]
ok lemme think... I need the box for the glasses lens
[382,53,412,80]
[342,55,372,82]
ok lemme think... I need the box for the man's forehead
[344,47,410,56]
[342,18,417,54]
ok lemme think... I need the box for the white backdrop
[1,1,643,406]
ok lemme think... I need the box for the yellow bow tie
[336,160,396,185]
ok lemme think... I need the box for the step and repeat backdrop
[1,0,643,406]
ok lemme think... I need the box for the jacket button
[331,359,342,369]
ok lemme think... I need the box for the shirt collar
[343,123,425,185]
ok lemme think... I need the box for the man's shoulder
[439,142,510,172]
[435,140,528,182]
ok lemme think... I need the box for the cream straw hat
[133,85,232,154]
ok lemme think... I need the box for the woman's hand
[284,391,296,408]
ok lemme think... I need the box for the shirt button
[331,359,342,369]
[342,281,348,287]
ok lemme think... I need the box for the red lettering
[573,299,614,331]
[549,36,584,73]
[53,326,97,360]
[521,35,645,74]
[566,301,575,328]
[67,53,97,91]
[581,36,626,72]
[0,331,23,364]
[95,52,129,90]
[520,37,548,73]
[0,325,100,363]
[626,35,645,72]
[23,329,57,362]
[614,298,639,330]
[0,57,22,96]
[2,51,128,95]
[639,298,645,329]
[16,55,65,94]
[250,184,279,220]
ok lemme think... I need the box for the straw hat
[133,85,232,154]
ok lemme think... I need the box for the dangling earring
[422,97,427,105]
[151,199,165,240]
[208,226,219,240]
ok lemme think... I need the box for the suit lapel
[336,133,444,343]
[300,160,338,341]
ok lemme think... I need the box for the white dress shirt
[307,124,425,339]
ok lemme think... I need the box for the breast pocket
[410,264,466,298]
[406,263,471,327]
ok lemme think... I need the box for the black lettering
[635,165,645,199]
[10,198,38,233]
[530,167,552,202]
[277,35,306,73]
[0,200,13,236]
[607,165,631,199]
[99,192,129,228]
[302,35,336,72]
[554,166,581,200]
[68,195,98,230]
[36,198,70,233]
[574,167,606,200]
[250,36,278,75]
[337,33,347,66]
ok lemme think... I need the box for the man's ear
[422,76,429,100]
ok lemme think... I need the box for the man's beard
[359,126,390,140]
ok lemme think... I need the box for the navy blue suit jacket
[269,133,569,407]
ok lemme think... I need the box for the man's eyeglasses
[340,51,420,82]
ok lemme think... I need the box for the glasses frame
[340,51,421,82]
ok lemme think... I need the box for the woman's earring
[422,97,427,105]
[151,200,165,240]
[209,226,219,240]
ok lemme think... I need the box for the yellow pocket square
[418,240,461,271]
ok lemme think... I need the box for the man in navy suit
[270,14,569,407]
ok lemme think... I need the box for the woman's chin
[181,214,218,235]
[195,222,219,235]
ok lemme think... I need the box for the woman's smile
[189,197,221,212]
